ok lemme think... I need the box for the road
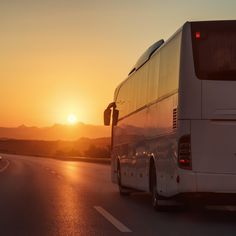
[1,154,236,236]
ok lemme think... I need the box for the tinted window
[147,52,160,102]
[116,63,149,118]
[116,32,181,119]
[159,33,181,97]
[191,21,236,80]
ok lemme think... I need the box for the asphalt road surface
[1,154,236,236]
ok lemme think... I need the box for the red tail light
[178,135,192,170]
[195,31,201,39]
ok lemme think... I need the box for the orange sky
[1,0,236,127]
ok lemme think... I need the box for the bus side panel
[152,118,195,197]
[112,109,147,189]
[154,105,192,197]
[154,95,177,196]
[151,32,182,197]
[145,97,173,194]
[144,92,180,196]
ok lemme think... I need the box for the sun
[67,114,78,125]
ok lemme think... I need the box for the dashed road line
[0,160,10,173]
[94,206,132,233]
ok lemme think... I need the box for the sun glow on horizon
[67,114,78,125]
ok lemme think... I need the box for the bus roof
[114,23,185,101]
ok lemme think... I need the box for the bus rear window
[191,21,236,80]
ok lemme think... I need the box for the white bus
[104,20,236,210]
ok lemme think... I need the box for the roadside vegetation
[0,138,111,159]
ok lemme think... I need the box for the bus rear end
[178,21,236,201]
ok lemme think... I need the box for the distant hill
[0,123,111,141]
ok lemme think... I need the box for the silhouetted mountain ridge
[0,123,110,141]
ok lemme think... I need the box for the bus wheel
[117,163,130,196]
[150,164,162,211]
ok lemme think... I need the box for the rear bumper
[175,171,236,204]
[178,171,236,194]
[177,192,236,205]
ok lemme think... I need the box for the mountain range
[0,123,111,141]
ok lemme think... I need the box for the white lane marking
[94,206,132,233]
[0,160,10,173]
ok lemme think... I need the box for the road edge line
[0,160,10,173]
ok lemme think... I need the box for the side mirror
[112,109,119,126]
[104,108,111,126]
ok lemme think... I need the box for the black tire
[150,162,163,211]
[117,162,130,196]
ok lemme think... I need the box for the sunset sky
[1,0,236,127]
